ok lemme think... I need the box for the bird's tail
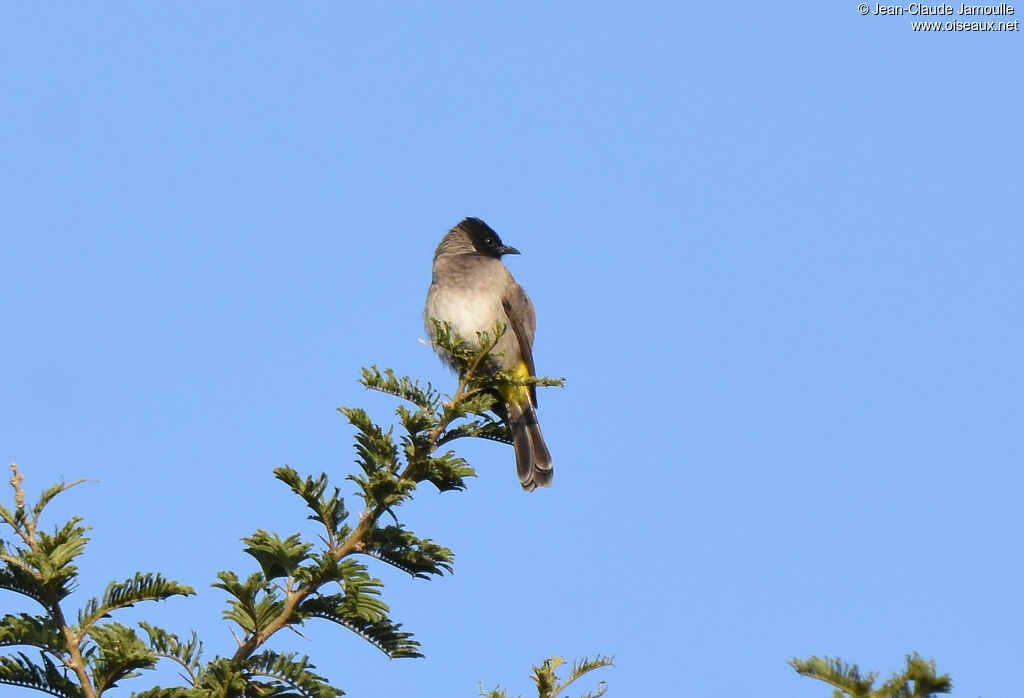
[507,399,553,491]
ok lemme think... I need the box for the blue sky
[2,3,1021,697]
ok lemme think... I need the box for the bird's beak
[498,245,521,256]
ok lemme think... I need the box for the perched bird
[424,217,553,491]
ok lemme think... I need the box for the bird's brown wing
[502,282,538,406]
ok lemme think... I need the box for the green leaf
[295,558,420,658]
[273,467,351,543]
[360,366,440,412]
[494,369,566,393]
[396,404,435,463]
[335,559,388,621]
[30,480,91,529]
[429,322,564,429]
[299,595,421,659]
[21,518,90,602]
[0,564,49,609]
[485,655,613,698]
[531,655,614,698]
[562,655,614,698]
[790,654,951,698]
[437,416,510,447]
[138,621,203,676]
[132,688,211,698]
[438,384,495,420]
[338,408,415,509]
[409,451,475,493]
[344,468,415,512]
[428,320,503,378]
[244,650,342,698]
[898,653,953,697]
[478,685,509,698]
[360,524,454,579]
[0,502,18,532]
[395,403,478,492]
[78,573,195,630]
[214,571,284,635]
[242,531,313,581]
[0,613,64,652]
[337,408,400,477]
[296,551,343,588]
[1,472,94,614]
[790,656,876,697]
[0,651,85,698]
[190,657,249,696]
[458,390,503,418]
[87,621,156,693]
[533,656,563,698]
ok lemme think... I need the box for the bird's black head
[457,217,521,258]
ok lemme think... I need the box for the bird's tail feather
[508,400,553,491]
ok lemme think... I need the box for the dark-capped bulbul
[424,217,552,491]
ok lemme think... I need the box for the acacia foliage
[0,326,603,697]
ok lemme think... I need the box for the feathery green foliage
[791,653,953,698]
[241,532,314,581]
[138,621,203,680]
[0,651,85,698]
[215,571,285,636]
[481,655,614,698]
[273,467,351,546]
[0,464,195,698]
[240,650,341,698]
[86,622,156,693]
[0,612,64,652]
[2,329,965,697]
[361,523,454,578]
[1,328,576,695]
[78,573,193,630]
[298,593,421,659]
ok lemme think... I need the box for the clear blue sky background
[2,4,1021,697]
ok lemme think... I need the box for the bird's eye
[486,237,496,246]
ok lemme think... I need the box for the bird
[424,217,553,491]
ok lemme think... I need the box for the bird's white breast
[424,256,523,369]
[428,285,505,337]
